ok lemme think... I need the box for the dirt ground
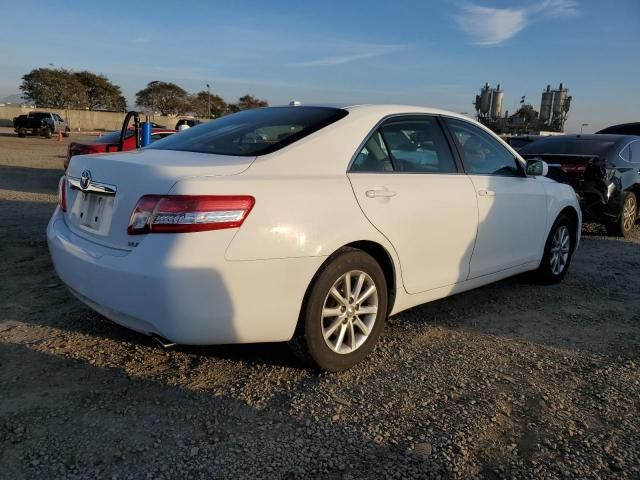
[1,127,639,479]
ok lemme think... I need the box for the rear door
[443,117,547,278]
[348,115,478,294]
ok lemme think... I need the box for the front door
[444,117,548,278]
[348,115,478,294]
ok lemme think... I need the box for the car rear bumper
[46,208,324,345]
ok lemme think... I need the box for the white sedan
[47,105,581,371]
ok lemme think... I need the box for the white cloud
[455,0,579,46]
[455,5,527,45]
[290,44,407,67]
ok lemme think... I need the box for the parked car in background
[596,122,640,136]
[506,135,545,151]
[48,105,581,371]
[65,128,175,169]
[175,118,202,130]
[520,135,640,237]
[13,112,69,138]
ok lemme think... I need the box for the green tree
[188,91,228,118]
[230,94,269,112]
[20,68,88,109]
[135,81,189,116]
[75,71,126,111]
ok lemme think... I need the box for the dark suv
[520,135,640,237]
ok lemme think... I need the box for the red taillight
[58,177,67,212]
[127,195,255,235]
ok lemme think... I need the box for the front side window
[447,118,521,176]
[148,106,348,156]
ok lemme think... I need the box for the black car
[505,135,546,151]
[597,122,640,136]
[520,135,640,237]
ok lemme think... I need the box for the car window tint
[149,107,348,156]
[619,144,631,162]
[379,117,456,173]
[629,141,640,164]
[351,131,393,172]
[447,118,521,176]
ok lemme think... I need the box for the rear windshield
[520,138,616,157]
[148,106,348,156]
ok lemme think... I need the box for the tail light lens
[127,195,255,235]
[58,177,67,212]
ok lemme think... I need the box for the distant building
[473,83,572,135]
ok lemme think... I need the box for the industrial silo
[552,83,568,119]
[479,83,492,115]
[539,85,553,123]
[490,84,504,120]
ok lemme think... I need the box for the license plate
[78,192,109,230]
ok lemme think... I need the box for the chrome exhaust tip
[150,333,176,348]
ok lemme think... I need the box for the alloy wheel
[549,225,570,275]
[321,270,378,354]
[622,195,637,233]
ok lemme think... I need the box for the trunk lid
[521,153,606,185]
[64,149,255,250]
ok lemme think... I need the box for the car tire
[63,127,71,138]
[17,131,25,137]
[606,191,637,238]
[43,127,52,139]
[290,248,388,371]
[535,214,575,284]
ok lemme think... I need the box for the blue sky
[1,0,638,132]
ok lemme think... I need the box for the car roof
[270,104,475,121]
[519,134,634,156]
[596,122,640,134]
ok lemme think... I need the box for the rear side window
[351,132,393,172]
[379,117,456,173]
[621,140,640,164]
[148,107,348,156]
[351,115,457,173]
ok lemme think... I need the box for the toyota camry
[47,105,581,371]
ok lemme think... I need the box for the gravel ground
[1,127,639,479]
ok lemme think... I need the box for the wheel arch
[558,205,580,251]
[627,185,640,213]
[295,240,398,337]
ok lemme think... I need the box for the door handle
[478,190,496,197]
[365,189,397,198]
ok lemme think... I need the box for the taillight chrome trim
[67,176,117,196]
[127,195,255,235]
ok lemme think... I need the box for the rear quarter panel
[168,174,398,263]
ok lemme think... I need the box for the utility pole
[580,123,589,134]
[149,80,159,122]
[206,83,211,119]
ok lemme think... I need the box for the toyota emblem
[80,170,92,190]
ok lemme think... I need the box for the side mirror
[526,158,549,177]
